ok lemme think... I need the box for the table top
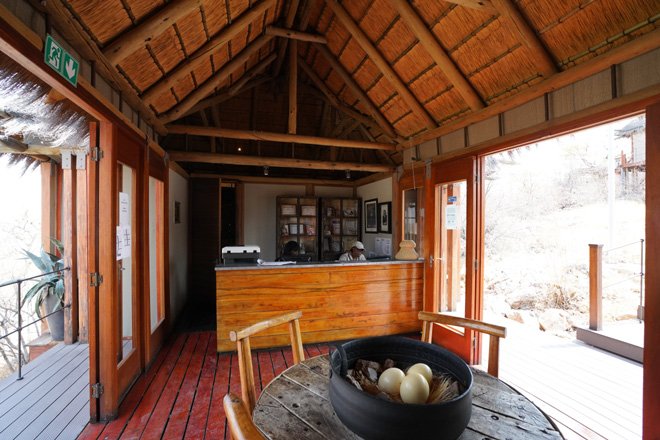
[253,354,564,440]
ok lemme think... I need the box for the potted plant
[23,238,65,341]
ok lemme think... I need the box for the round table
[253,354,564,440]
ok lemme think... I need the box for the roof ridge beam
[160,35,274,123]
[310,45,398,139]
[141,0,277,105]
[166,124,396,150]
[103,0,205,66]
[388,0,485,111]
[491,0,557,79]
[168,150,394,173]
[265,26,328,44]
[324,0,437,130]
[272,0,301,77]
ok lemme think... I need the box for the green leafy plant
[22,238,65,317]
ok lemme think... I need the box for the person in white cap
[339,241,366,261]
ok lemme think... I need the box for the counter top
[215,258,424,271]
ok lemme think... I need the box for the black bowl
[329,336,473,440]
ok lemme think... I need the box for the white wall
[357,177,393,256]
[169,169,188,324]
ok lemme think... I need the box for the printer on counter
[222,245,260,265]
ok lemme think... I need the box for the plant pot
[44,293,64,341]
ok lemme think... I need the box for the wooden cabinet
[276,196,318,260]
[319,197,361,261]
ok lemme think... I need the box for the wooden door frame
[423,156,481,364]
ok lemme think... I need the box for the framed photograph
[378,201,392,234]
[281,204,296,216]
[301,205,316,216]
[174,201,181,224]
[364,198,378,233]
[344,220,357,235]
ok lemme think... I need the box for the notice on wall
[116,225,132,260]
[375,237,392,256]
[119,192,130,226]
[446,204,459,230]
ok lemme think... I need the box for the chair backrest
[418,311,507,377]
[223,393,266,440]
[229,310,305,413]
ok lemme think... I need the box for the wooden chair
[229,310,305,413]
[418,311,507,377]
[223,392,265,440]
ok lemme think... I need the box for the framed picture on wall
[364,198,378,233]
[174,201,181,224]
[378,201,392,234]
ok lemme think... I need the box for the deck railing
[588,239,645,330]
[0,267,70,380]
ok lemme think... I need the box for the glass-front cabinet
[276,196,318,260]
[319,197,361,261]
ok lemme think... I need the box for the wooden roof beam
[407,26,660,148]
[103,0,205,66]
[166,124,396,151]
[0,135,28,152]
[160,35,274,124]
[308,46,398,139]
[168,150,394,173]
[389,0,485,111]
[443,0,498,15]
[272,0,301,78]
[289,39,298,134]
[228,53,277,96]
[491,0,557,79]
[265,26,327,44]
[324,0,437,130]
[141,0,276,104]
[182,75,272,118]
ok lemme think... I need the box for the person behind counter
[276,240,299,261]
[339,241,366,261]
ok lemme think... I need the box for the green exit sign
[44,34,79,87]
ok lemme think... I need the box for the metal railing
[0,267,70,380]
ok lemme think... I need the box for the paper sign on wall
[119,192,130,226]
[116,225,132,260]
[446,205,459,230]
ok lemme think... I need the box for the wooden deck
[0,342,90,440]
[76,325,641,440]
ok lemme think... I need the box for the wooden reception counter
[215,260,424,352]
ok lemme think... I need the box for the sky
[0,155,41,225]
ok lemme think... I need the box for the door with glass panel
[424,156,480,363]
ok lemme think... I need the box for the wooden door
[98,122,144,420]
[423,156,481,363]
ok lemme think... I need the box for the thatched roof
[13,0,660,180]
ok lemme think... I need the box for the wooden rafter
[407,27,660,148]
[168,151,394,173]
[228,53,277,96]
[141,0,276,104]
[166,124,396,151]
[389,0,484,111]
[324,0,437,130]
[491,0,557,79]
[36,0,166,134]
[182,75,272,117]
[159,35,274,124]
[272,0,301,78]
[103,0,205,66]
[0,135,28,152]
[307,46,398,139]
[443,0,497,15]
[265,26,327,44]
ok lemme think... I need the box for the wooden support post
[588,244,603,331]
[644,99,660,439]
[62,167,78,344]
[41,162,58,253]
[87,123,100,423]
[236,182,244,245]
[76,166,89,343]
[288,39,297,134]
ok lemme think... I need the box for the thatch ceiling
[20,0,660,180]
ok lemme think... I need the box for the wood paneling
[216,262,424,352]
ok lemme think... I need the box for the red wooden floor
[77,332,330,440]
